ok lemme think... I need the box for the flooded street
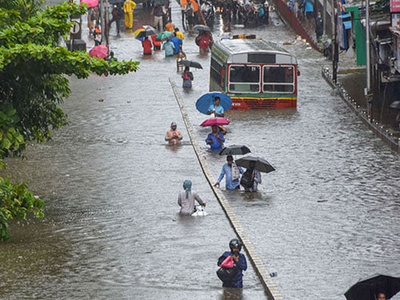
[1,1,400,300]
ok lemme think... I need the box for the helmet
[229,238,242,251]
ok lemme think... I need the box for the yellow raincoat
[124,0,136,29]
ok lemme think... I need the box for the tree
[0,0,140,240]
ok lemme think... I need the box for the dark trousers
[109,18,121,34]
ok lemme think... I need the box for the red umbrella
[89,45,108,59]
[81,0,99,8]
[200,117,230,127]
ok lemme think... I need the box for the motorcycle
[201,0,215,28]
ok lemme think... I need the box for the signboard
[70,21,80,35]
[392,13,400,27]
[391,0,400,12]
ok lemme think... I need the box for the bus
[210,35,299,109]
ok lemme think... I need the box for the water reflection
[220,287,243,300]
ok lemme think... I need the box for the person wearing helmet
[178,180,206,215]
[217,238,247,288]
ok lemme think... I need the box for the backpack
[183,71,190,80]
[240,169,253,189]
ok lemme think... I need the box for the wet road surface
[1,1,400,300]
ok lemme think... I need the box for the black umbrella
[108,0,124,3]
[178,59,203,69]
[193,24,211,32]
[219,145,251,156]
[345,274,400,300]
[235,156,275,173]
[389,101,400,110]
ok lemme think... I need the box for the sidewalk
[284,6,400,153]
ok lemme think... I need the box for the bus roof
[218,38,291,55]
[213,38,297,64]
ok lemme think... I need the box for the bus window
[210,58,224,89]
[228,65,260,93]
[263,66,294,93]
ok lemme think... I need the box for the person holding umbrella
[241,161,262,192]
[377,292,386,300]
[207,96,225,117]
[182,66,194,88]
[206,125,225,151]
[214,155,243,190]
[142,36,152,55]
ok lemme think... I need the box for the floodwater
[1,1,400,300]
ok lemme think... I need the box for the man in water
[165,122,183,145]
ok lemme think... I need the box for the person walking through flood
[108,4,123,35]
[242,161,262,192]
[182,66,194,88]
[207,96,225,117]
[152,4,165,32]
[315,11,323,43]
[217,239,247,288]
[178,180,206,215]
[195,30,213,54]
[142,36,153,55]
[206,125,225,150]
[162,39,175,57]
[124,0,137,30]
[165,122,183,145]
[214,155,243,189]
[150,34,161,50]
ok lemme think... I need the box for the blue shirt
[205,132,225,150]
[216,163,244,190]
[169,37,182,54]
[162,41,175,57]
[208,104,225,116]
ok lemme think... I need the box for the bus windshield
[229,65,260,93]
[263,65,294,92]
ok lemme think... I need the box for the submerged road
[1,1,400,300]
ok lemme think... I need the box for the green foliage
[0,178,44,241]
[0,0,140,240]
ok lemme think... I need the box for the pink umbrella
[81,0,99,8]
[200,117,230,127]
[89,45,108,59]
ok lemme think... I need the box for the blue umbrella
[195,92,232,115]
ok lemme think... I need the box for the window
[210,58,224,89]
[263,65,294,93]
[228,65,260,93]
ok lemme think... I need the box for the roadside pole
[365,0,373,121]
[332,0,338,83]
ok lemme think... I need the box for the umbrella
[219,145,251,156]
[200,117,230,127]
[193,24,211,32]
[235,156,275,173]
[389,101,400,110]
[345,274,400,300]
[89,44,108,59]
[108,0,124,3]
[178,59,203,69]
[134,25,157,40]
[196,92,232,115]
[81,0,99,7]
[156,31,173,41]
